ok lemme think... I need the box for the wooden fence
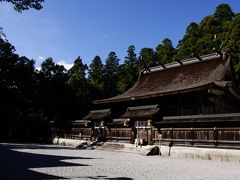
[53,113,240,148]
[153,127,240,148]
[106,128,132,142]
[65,128,92,139]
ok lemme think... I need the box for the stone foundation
[52,137,85,147]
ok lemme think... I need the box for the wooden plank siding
[153,127,240,148]
[65,128,92,139]
[55,112,240,149]
[106,128,132,142]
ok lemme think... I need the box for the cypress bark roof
[120,104,159,119]
[95,52,237,104]
[82,109,111,121]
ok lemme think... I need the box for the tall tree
[213,3,235,23]
[88,55,106,100]
[117,45,138,93]
[38,58,69,122]
[41,58,67,81]
[138,48,156,70]
[224,13,240,82]
[68,56,88,88]
[67,56,91,116]
[176,3,236,60]
[88,56,104,90]
[176,22,201,59]
[0,32,37,140]
[156,38,175,64]
[103,52,120,97]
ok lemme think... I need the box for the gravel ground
[0,143,240,180]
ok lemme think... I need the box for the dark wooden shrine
[66,52,240,148]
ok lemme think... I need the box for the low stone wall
[52,138,240,162]
[159,145,240,162]
[97,142,240,162]
[52,137,86,147]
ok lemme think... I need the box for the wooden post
[170,127,173,146]
[213,127,218,147]
[190,127,194,146]
[171,127,173,140]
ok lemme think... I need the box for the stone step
[101,143,124,150]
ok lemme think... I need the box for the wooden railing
[106,128,132,141]
[54,113,240,147]
[69,128,92,139]
[153,127,240,148]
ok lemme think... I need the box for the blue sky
[0,0,239,69]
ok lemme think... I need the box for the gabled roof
[107,118,130,126]
[95,52,237,104]
[67,120,91,126]
[82,109,111,121]
[120,104,159,120]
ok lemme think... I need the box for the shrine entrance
[134,120,151,145]
[93,122,105,142]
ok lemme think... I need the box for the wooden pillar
[213,127,218,147]
[148,119,153,145]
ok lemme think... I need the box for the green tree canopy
[224,13,240,81]
[105,52,120,74]
[138,48,156,70]
[0,33,37,140]
[176,22,201,59]
[125,45,138,67]
[156,38,175,64]
[38,58,69,122]
[68,56,88,87]
[175,3,240,84]
[176,4,235,60]
[67,56,92,114]
[213,3,235,23]
[40,57,67,81]
[117,45,138,93]
[0,0,44,12]
[103,51,120,97]
[88,55,104,89]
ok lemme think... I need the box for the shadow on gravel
[77,176,133,180]
[0,143,94,180]
[0,142,75,150]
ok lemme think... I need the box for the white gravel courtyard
[0,143,240,180]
